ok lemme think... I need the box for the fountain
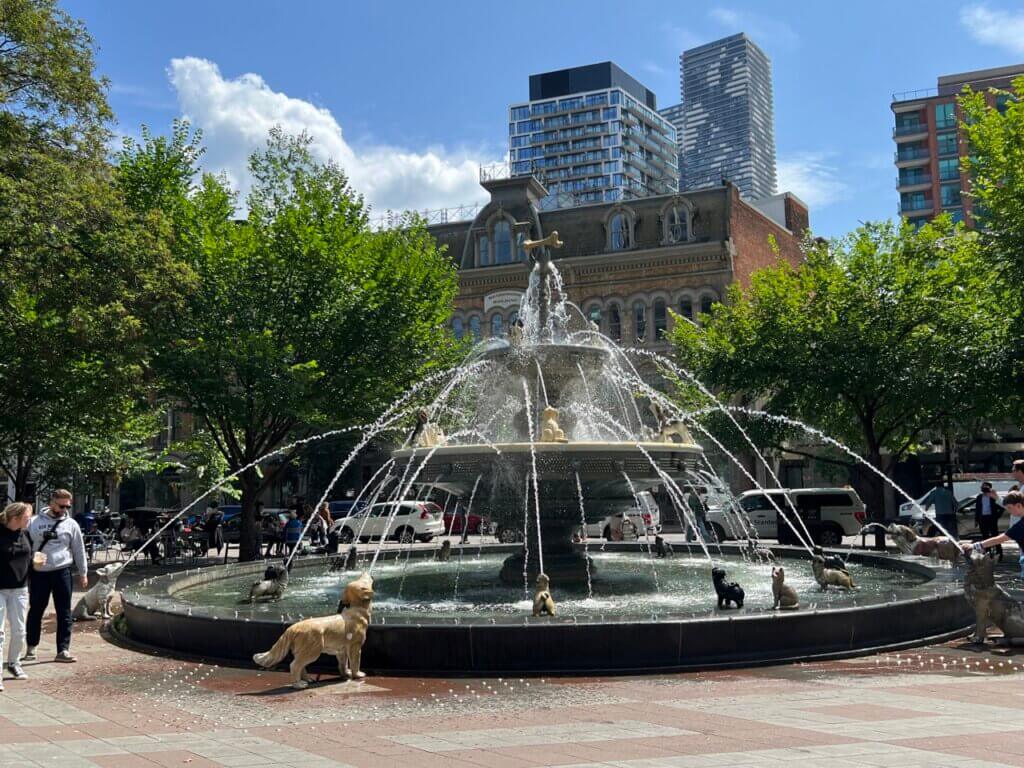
[119,233,975,674]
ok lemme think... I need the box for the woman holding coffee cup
[0,502,33,687]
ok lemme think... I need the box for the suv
[329,501,443,544]
[583,492,661,541]
[707,487,866,547]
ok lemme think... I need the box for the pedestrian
[963,491,1024,563]
[204,501,224,556]
[974,482,1004,561]
[0,502,33,687]
[24,489,88,663]
[685,489,710,543]
[919,484,958,539]
[317,502,333,545]
[284,511,303,556]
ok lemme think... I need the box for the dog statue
[411,408,445,449]
[540,406,568,443]
[812,546,848,574]
[744,538,775,563]
[253,572,374,689]
[509,318,524,347]
[886,524,960,566]
[248,563,290,603]
[655,535,674,558]
[811,555,856,590]
[328,544,359,573]
[711,567,744,608]
[532,573,556,616]
[73,562,126,621]
[963,551,1024,645]
[436,539,451,562]
[771,566,799,610]
[649,401,694,444]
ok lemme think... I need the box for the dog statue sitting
[328,544,359,573]
[649,401,695,445]
[436,539,451,562]
[812,546,848,574]
[711,566,744,608]
[963,551,1024,645]
[655,535,674,558]
[886,523,959,566]
[73,562,126,621]
[532,573,556,616]
[248,562,290,603]
[811,555,856,590]
[743,538,775,563]
[253,572,374,689]
[411,408,446,449]
[540,406,568,443]
[771,566,799,610]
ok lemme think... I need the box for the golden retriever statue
[812,554,856,590]
[771,566,799,610]
[533,573,556,616]
[540,406,568,443]
[252,572,374,689]
[886,523,960,566]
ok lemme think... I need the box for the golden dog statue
[540,406,568,443]
[252,572,374,689]
[812,555,856,590]
[886,523,960,566]
[533,573,556,616]
[771,566,799,609]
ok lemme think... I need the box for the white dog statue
[73,562,126,620]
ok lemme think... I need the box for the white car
[329,501,443,544]
[706,487,867,547]
[583,492,661,541]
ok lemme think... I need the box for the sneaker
[6,663,26,680]
[21,647,36,662]
[54,650,77,663]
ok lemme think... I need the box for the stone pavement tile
[798,704,932,721]
[486,745,596,766]
[140,750,222,768]
[442,748,544,768]
[92,756,166,768]
[339,748,480,768]
[72,722,146,738]
[551,740,684,763]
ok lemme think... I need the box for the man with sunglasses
[24,489,88,663]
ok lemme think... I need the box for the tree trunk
[850,451,887,551]
[239,468,261,562]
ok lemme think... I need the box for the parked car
[581,492,661,540]
[328,501,443,543]
[442,507,484,535]
[707,487,866,547]
[898,483,1016,537]
[328,500,367,519]
[222,509,288,544]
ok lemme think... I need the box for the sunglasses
[53,503,71,510]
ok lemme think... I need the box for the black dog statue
[655,535,674,558]
[712,566,744,608]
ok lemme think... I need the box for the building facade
[680,33,777,200]
[658,102,685,192]
[508,62,678,210]
[892,64,1023,227]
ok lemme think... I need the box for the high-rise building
[680,33,777,200]
[891,64,1023,228]
[508,62,679,209]
[657,102,685,191]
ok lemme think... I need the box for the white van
[706,487,867,547]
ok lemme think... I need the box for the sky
[66,0,1024,237]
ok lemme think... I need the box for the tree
[120,127,460,560]
[669,218,1012,518]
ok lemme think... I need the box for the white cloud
[776,152,849,208]
[167,57,495,214]
[961,4,1024,55]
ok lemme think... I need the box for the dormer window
[478,234,491,267]
[666,206,689,243]
[494,220,513,264]
[610,213,630,250]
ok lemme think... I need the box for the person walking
[0,502,33,687]
[283,511,303,556]
[919,483,958,539]
[974,482,1004,561]
[204,501,224,556]
[24,489,88,664]
[316,502,333,546]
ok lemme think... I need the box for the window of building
[700,295,714,316]
[493,220,513,264]
[934,103,956,130]
[610,213,631,250]
[666,206,689,243]
[895,112,923,132]
[949,208,965,224]
[587,305,602,331]
[653,299,667,339]
[940,183,962,207]
[469,316,481,341]
[634,302,647,342]
[478,234,490,267]
[491,314,504,338]
[609,305,622,341]
[679,297,693,320]
[938,158,959,181]
[936,132,958,156]
[452,317,464,340]
[899,168,928,186]
[900,191,929,211]
[511,106,530,120]
[897,142,928,162]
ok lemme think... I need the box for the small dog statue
[812,546,848,574]
[771,566,799,610]
[254,572,374,688]
[711,566,744,608]
[811,555,856,590]
[436,539,451,562]
[509,318,524,347]
[328,544,359,573]
[248,562,290,602]
[744,538,775,563]
[886,524,960,566]
[411,408,445,449]
[532,573,556,616]
[649,401,694,444]
[655,535,674,558]
[540,406,568,443]
[963,550,1024,645]
[73,562,126,621]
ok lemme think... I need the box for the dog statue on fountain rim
[771,566,799,610]
[711,567,744,608]
[436,539,451,562]
[252,572,374,689]
[73,561,126,621]
[411,408,446,449]
[649,401,694,445]
[886,523,960,566]
[655,535,674,558]
[811,554,856,590]
[533,573,556,616]
[248,561,291,603]
[963,550,1024,645]
[540,406,568,443]
[812,546,848,574]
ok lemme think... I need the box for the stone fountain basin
[117,544,972,675]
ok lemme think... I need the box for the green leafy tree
[120,127,460,559]
[670,219,1012,517]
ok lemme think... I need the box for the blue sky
[67,1,1024,237]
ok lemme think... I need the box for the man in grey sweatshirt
[24,489,88,663]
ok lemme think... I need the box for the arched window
[610,213,630,250]
[452,317,465,340]
[478,235,490,267]
[609,305,622,342]
[587,304,602,332]
[469,316,482,341]
[634,301,647,342]
[666,206,688,243]
[700,295,714,315]
[508,309,519,328]
[653,299,667,339]
[491,313,504,338]
[679,297,693,320]
[494,220,513,264]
